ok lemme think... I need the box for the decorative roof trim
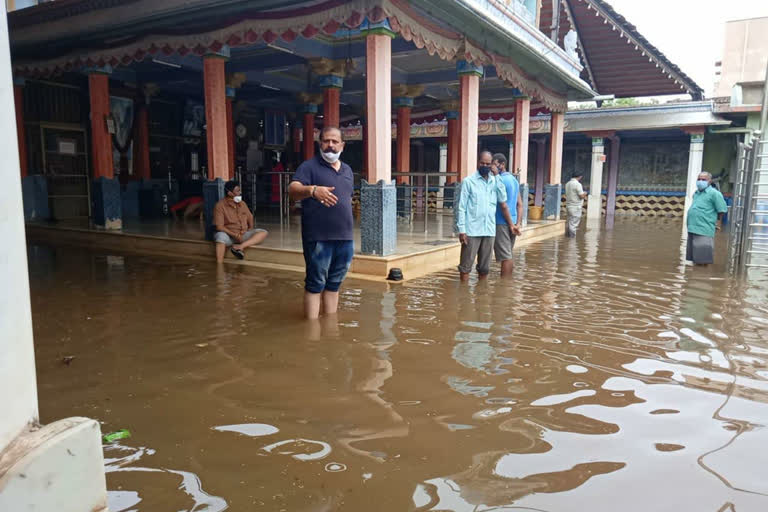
[574,0,703,98]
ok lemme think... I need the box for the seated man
[213,180,268,263]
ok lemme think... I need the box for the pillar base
[21,175,49,222]
[91,177,122,230]
[396,184,411,218]
[544,184,562,220]
[586,193,602,220]
[519,183,529,226]
[360,180,397,256]
[203,179,225,241]
[0,417,107,512]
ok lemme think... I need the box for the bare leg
[500,259,514,277]
[215,242,227,263]
[304,291,322,320]
[478,273,489,280]
[322,290,340,315]
[460,272,470,282]
[232,230,268,251]
[184,202,203,220]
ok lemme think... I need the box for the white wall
[0,4,39,451]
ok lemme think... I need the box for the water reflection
[28,219,768,511]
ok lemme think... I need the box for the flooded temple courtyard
[26,219,768,512]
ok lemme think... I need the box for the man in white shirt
[564,172,587,237]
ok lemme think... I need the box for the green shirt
[687,186,727,238]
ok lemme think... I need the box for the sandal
[230,248,245,260]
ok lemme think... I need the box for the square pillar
[302,106,317,161]
[457,61,482,180]
[86,68,114,179]
[360,180,397,256]
[86,67,122,229]
[520,183,530,226]
[394,97,413,185]
[587,136,606,220]
[545,112,565,219]
[446,111,459,184]
[203,47,230,181]
[534,137,546,206]
[362,19,396,256]
[683,130,706,223]
[226,87,235,179]
[513,96,530,181]
[319,75,343,129]
[203,178,225,241]
[133,103,151,180]
[605,135,621,219]
[91,176,122,229]
[13,77,27,178]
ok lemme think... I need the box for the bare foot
[232,244,243,251]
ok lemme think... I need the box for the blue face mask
[696,180,709,191]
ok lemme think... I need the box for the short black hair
[492,153,507,166]
[320,126,344,142]
[224,180,240,193]
[479,150,493,160]
[572,171,583,179]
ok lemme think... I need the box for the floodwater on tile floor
[28,218,768,511]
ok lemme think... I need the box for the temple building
[9,0,720,277]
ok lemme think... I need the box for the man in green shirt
[686,171,728,265]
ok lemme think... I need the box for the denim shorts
[303,240,354,293]
[213,229,266,246]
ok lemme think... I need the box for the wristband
[311,185,317,198]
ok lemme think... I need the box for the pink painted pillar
[365,34,392,183]
[605,135,621,219]
[548,111,565,185]
[534,138,546,206]
[513,97,530,182]
[457,61,482,180]
[203,50,229,180]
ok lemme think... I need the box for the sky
[603,0,767,97]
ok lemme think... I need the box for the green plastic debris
[103,429,131,443]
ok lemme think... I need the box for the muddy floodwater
[28,219,768,512]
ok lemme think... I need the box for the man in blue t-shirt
[492,154,523,277]
[288,127,354,319]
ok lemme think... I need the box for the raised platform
[26,217,565,281]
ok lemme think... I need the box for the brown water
[28,219,768,512]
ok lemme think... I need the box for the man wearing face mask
[289,127,355,319]
[686,171,728,266]
[457,150,515,282]
[213,180,268,263]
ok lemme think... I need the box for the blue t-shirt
[291,155,354,242]
[495,172,519,226]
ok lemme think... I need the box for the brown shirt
[213,198,252,234]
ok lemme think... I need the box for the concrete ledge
[0,417,107,512]
[26,220,565,281]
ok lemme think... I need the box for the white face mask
[233,195,242,203]
[321,150,342,164]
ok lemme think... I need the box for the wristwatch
[311,185,317,198]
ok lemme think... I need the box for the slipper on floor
[230,248,245,260]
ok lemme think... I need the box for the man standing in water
[288,127,354,319]
[492,154,523,277]
[564,171,587,237]
[686,171,728,266]
[457,150,515,282]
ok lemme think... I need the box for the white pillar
[0,10,108,511]
[0,4,37,452]
[508,139,514,172]
[683,132,705,224]
[587,137,605,220]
